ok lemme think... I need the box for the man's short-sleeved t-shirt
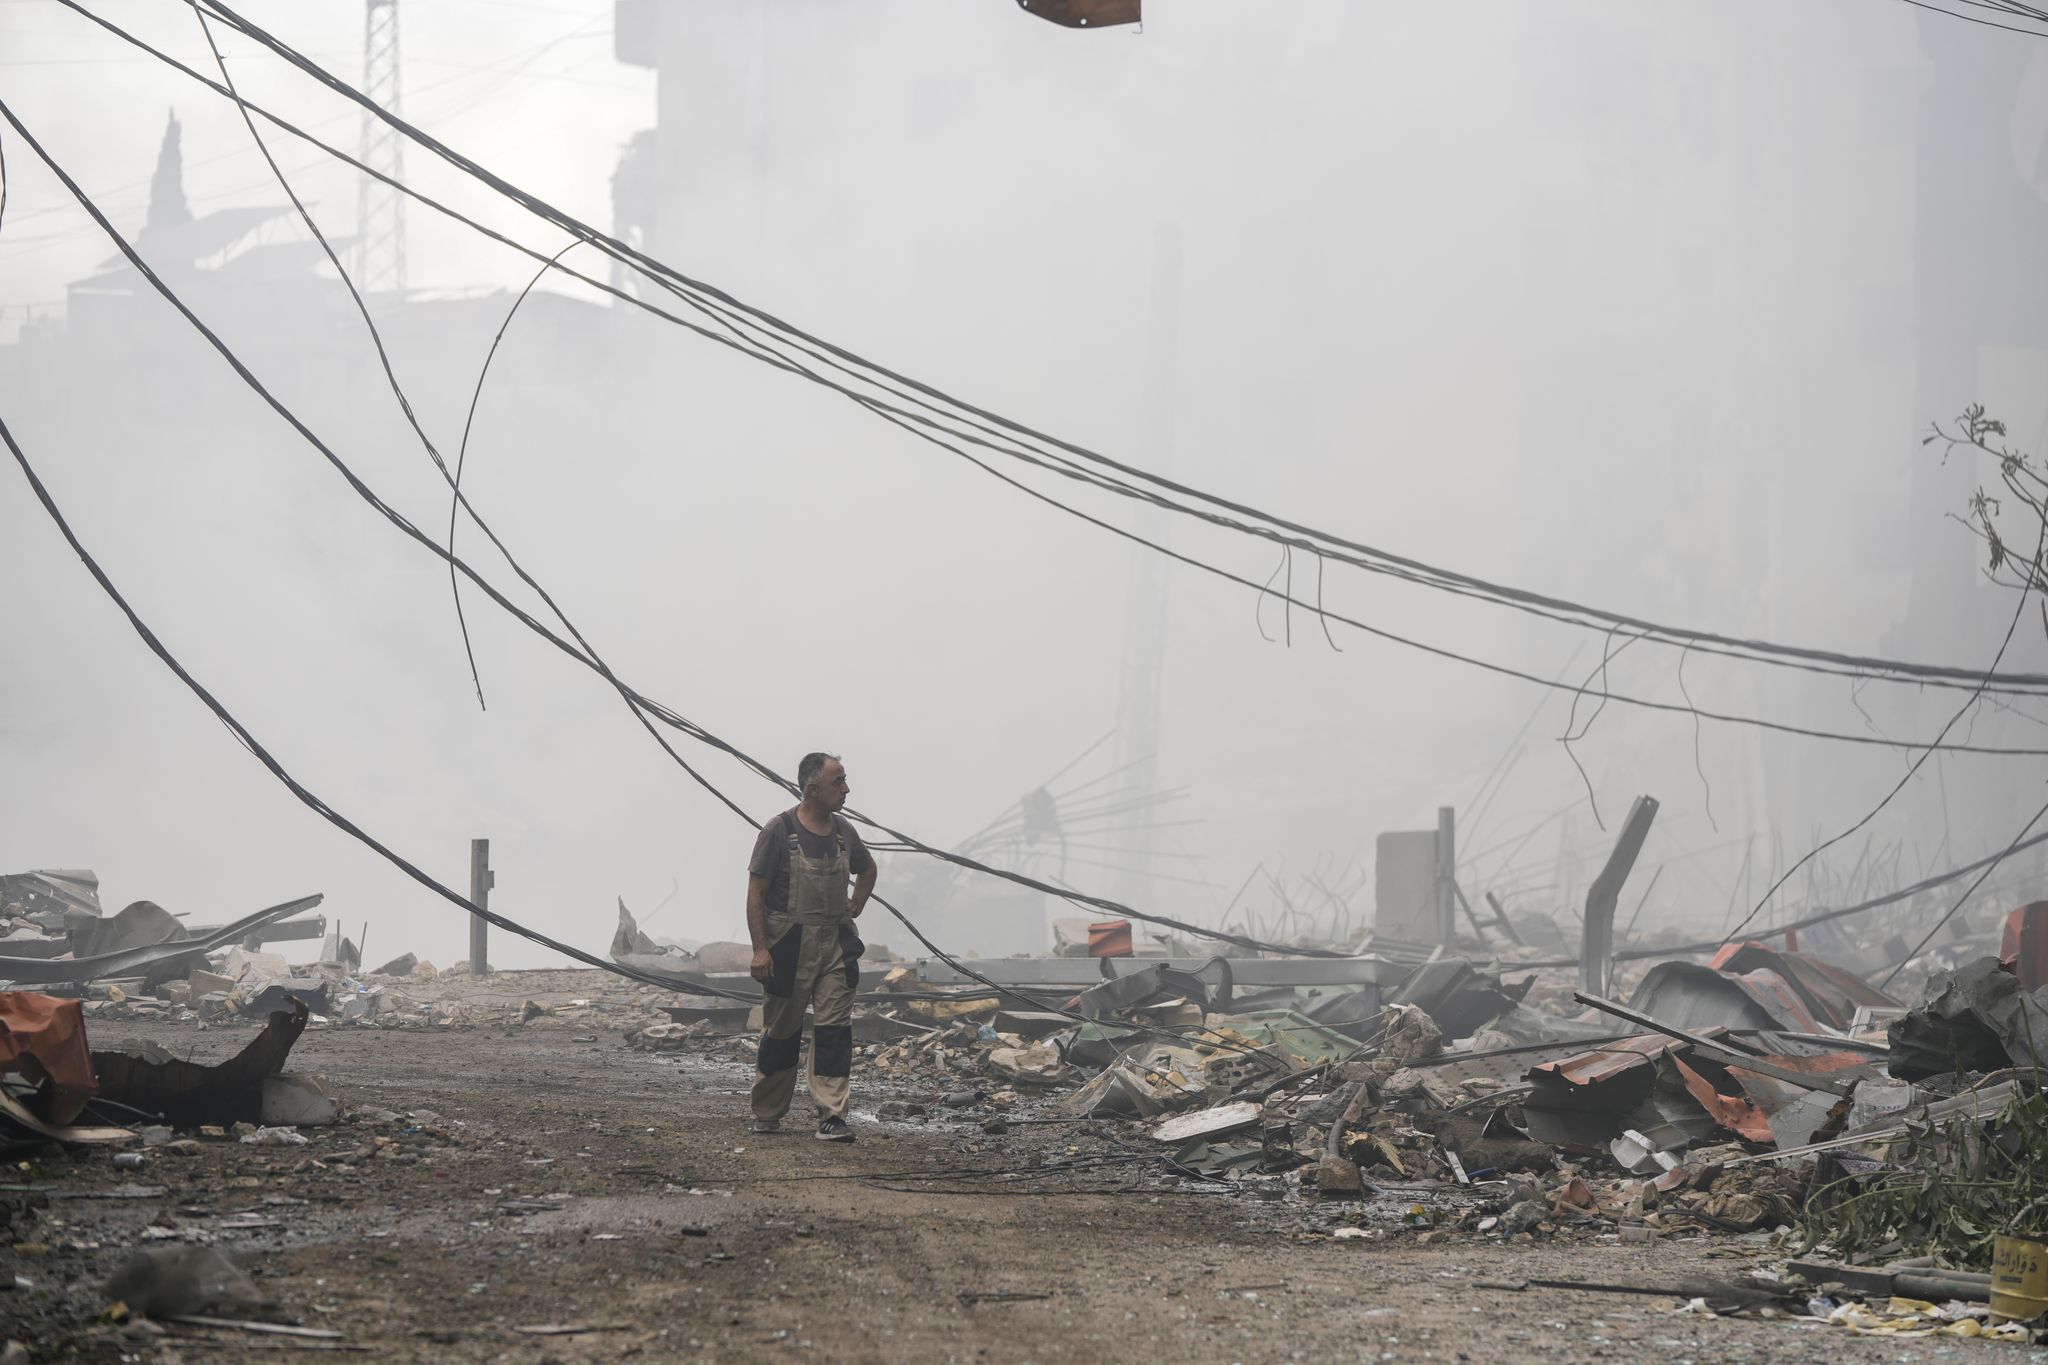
[748,809,874,918]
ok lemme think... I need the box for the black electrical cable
[18,26,2048,1036]
[843,382,2048,757]
[55,3,2048,750]
[50,6,2048,755]
[56,0,2023,716]
[0,410,758,1002]
[184,0,492,712]
[0,94,772,841]
[1878,790,2048,990]
[172,0,2048,700]
[1893,0,2048,36]
[448,239,583,713]
[1719,512,2048,946]
[1503,823,2048,969]
[0,108,1295,1043]
[12,77,1387,965]
[0,402,1275,1057]
[36,8,2032,1071]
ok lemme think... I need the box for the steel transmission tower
[356,0,406,294]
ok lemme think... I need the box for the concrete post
[469,837,492,976]
[1435,806,1456,948]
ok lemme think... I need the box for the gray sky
[5,0,2048,970]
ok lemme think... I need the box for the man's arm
[850,861,877,919]
[746,874,772,981]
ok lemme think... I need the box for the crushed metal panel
[1718,1065,1851,1149]
[1720,1042,1884,1145]
[0,895,322,986]
[1523,1034,1747,1155]
[612,897,691,965]
[93,1003,308,1127]
[1749,1088,1844,1150]
[183,915,326,947]
[1670,1055,1774,1144]
[1530,1031,1696,1088]
[1722,969,1825,1033]
[1710,942,1900,1030]
[68,900,186,961]
[0,869,100,920]
[1521,1035,1678,1153]
[1016,0,1141,27]
[1887,955,2048,1080]
[1075,957,1233,1019]
[1629,1062,1726,1151]
[1387,957,1527,1041]
[1629,960,1816,1033]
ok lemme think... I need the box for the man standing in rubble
[746,752,876,1141]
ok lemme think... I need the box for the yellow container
[1991,1234,2048,1323]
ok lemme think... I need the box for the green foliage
[1801,1086,2048,1270]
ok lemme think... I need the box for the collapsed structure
[10,846,2048,1345]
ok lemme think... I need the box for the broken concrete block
[187,970,235,999]
[221,947,288,982]
[985,1039,1065,1087]
[1315,1153,1365,1197]
[1151,1101,1263,1144]
[370,953,417,977]
[259,1074,337,1127]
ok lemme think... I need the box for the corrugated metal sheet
[1710,942,1899,1029]
[1530,1031,1693,1088]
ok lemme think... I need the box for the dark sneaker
[748,1117,780,1134]
[816,1117,854,1143]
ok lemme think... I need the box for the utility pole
[1109,221,1181,914]
[468,838,492,976]
[357,0,407,294]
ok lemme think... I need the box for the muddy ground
[1,972,2035,1364]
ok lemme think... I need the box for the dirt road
[1,1001,2020,1363]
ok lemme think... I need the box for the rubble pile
[18,861,2048,1350]
[707,907,2048,1342]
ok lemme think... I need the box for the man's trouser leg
[750,924,806,1122]
[808,925,856,1121]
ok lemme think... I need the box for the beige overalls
[751,812,863,1122]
